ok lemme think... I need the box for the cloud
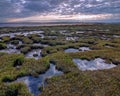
[0,0,120,22]
[7,14,113,22]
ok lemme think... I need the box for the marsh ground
[0,23,120,96]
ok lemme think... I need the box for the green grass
[40,66,120,96]
[21,37,33,44]
[0,53,50,82]
[0,82,32,96]
[0,43,7,49]
[20,46,31,54]
[1,36,11,42]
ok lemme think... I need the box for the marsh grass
[0,24,120,96]
[0,43,7,49]
[0,82,32,96]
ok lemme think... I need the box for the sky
[0,0,120,23]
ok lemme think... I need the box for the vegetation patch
[0,82,32,96]
[0,43,7,49]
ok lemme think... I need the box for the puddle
[33,43,49,47]
[17,41,22,45]
[0,31,44,38]
[64,47,91,53]
[79,47,91,52]
[47,36,57,39]
[104,44,114,48]
[0,42,47,58]
[11,40,22,45]
[64,48,79,53]
[0,43,20,54]
[113,35,120,38]
[76,31,85,34]
[14,64,63,96]
[38,34,45,38]
[0,48,20,54]
[59,30,74,35]
[25,49,41,60]
[66,37,78,41]
[73,58,116,71]
[105,45,113,48]
[7,43,16,49]
[59,30,67,34]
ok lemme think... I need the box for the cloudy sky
[0,0,120,23]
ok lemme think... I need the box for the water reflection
[0,31,44,38]
[73,58,116,71]
[64,48,79,53]
[15,64,63,96]
[0,43,20,54]
[25,49,41,60]
[79,47,91,52]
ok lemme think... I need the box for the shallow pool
[14,64,63,96]
[25,49,41,60]
[79,47,91,52]
[0,43,20,54]
[73,58,116,71]
[64,48,79,53]
[0,31,44,38]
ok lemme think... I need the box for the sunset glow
[8,14,112,22]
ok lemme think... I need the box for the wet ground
[0,25,120,96]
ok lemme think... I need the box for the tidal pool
[64,48,79,53]
[73,58,116,71]
[14,64,63,96]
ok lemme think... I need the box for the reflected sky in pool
[73,58,116,71]
[64,48,79,53]
[14,64,63,96]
